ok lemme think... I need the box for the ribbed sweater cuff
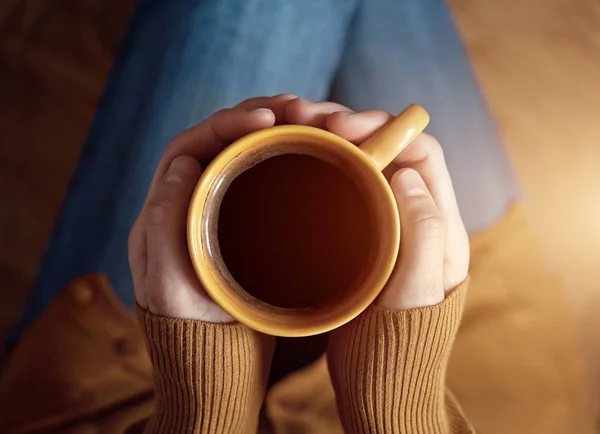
[137,307,274,434]
[327,280,471,433]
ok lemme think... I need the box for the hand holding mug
[128,95,469,328]
[129,95,299,322]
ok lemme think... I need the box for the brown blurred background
[1,0,599,399]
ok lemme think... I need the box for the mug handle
[358,104,430,170]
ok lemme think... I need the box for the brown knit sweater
[136,281,472,433]
[1,206,595,433]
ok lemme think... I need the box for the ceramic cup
[188,104,429,337]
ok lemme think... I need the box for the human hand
[269,98,470,308]
[320,108,472,434]
[128,94,372,321]
[128,95,468,324]
[128,95,300,321]
[128,99,295,432]
[324,110,470,309]
[379,135,470,308]
[277,101,470,309]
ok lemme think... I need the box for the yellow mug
[188,104,429,337]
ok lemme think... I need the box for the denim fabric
[9,0,358,341]
[10,0,518,342]
[332,0,519,232]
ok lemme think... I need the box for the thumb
[377,168,446,310]
[142,155,232,322]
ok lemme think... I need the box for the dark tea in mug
[217,153,374,309]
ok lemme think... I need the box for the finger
[326,110,393,144]
[388,134,468,290]
[327,111,459,223]
[327,110,455,218]
[377,168,446,310]
[388,133,462,228]
[235,93,298,124]
[144,155,202,311]
[285,98,352,129]
[330,110,467,289]
[143,155,233,322]
[128,217,148,307]
[157,107,276,178]
[146,107,276,202]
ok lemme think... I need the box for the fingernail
[164,156,189,184]
[394,169,427,196]
[336,110,354,116]
[274,93,297,100]
[249,108,272,113]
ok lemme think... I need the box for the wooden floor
[0,1,133,349]
[1,0,599,395]
[451,0,600,388]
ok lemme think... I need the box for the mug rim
[187,124,400,336]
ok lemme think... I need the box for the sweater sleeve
[137,307,275,434]
[327,280,474,433]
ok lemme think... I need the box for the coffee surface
[218,153,373,309]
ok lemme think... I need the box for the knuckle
[411,206,444,235]
[422,133,445,160]
[238,96,256,105]
[145,200,171,227]
[285,96,303,109]
[239,96,265,106]
[213,108,230,117]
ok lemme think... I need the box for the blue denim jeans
[10,0,518,342]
